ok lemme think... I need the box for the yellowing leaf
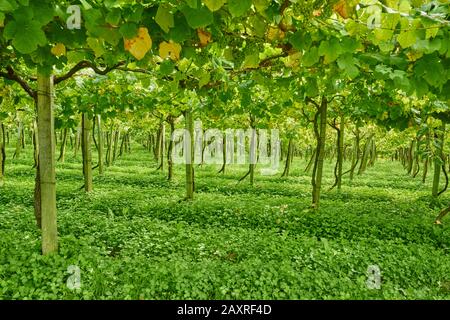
[159,41,182,61]
[406,50,423,61]
[333,0,349,18]
[124,27,152,60]
[333,0,358,19]
[242,53,259,69]
[197,29,212,46]
[51,43,66,57]
[266,27,285,41]
[283,51,302,68]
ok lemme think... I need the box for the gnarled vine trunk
[96,115,104,175]
[432,123,446,197]
[184,110,194,200]
[282,138,294,178]
[0,123,5,187]
[57,128,67,163]
[81,113,93,193]
[167,116,175,181]
[311,96,328,209]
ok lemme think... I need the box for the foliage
[1,144,449,299]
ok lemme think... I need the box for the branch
[279,0,296,32]
[0,66,36,99]
[54,61,126,85]
[301,108,315,123]
[329,117,338,129]
[117,67,151,75]
[200,52,290,90]
[280,0,290,15]
[329,94,345,104]
[250,51,290,70]
[305,97,320,109]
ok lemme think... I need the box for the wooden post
[37,72,58,255]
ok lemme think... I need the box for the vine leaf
[124,27,152,60]
[51,43,66,57]
[159,41,182,61]
[155,5,174,33]
[202,0,226,12]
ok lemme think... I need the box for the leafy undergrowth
[0,145,450,300]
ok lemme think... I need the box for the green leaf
[412,77,429,97]
[425,38,441,54]
[228,0,252,17]
[380,12,399,30]
[390,70,410,90]
[242,53,259,68]
[0,111,8,121]
[79,0,92,10]
[155,5,174,33]
[167,14,192,42]
[302,46,319,67]
[249,14,266,37]
[341,37,360,53]
[425,25,439,40]
[12,5,32,22]
[182,6,213,29]
[289,31,312,51]
[414,54,446,88]
[87,37,105,57]
[3,20,17,39]
[67,50,87,64]
[126,5,143,22]
[378,41,395,52]
[374,29,394,43]
[253,0,270,13]
[345,20,364,36]
[0,0,16,11]
[119,23,138,38]
[305,78,318,97]
[374,64,392,80]
[106,8,122,26]
[6,19,47,54]
[397,30,417,48]
[160,59,175,76]
[32,4,54,26]
[185,0,198,8]
[318,38,341,64]
[198,70,211,88]
[337,53,359,79]
[423,63,445,87]
[202,0,225,12]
